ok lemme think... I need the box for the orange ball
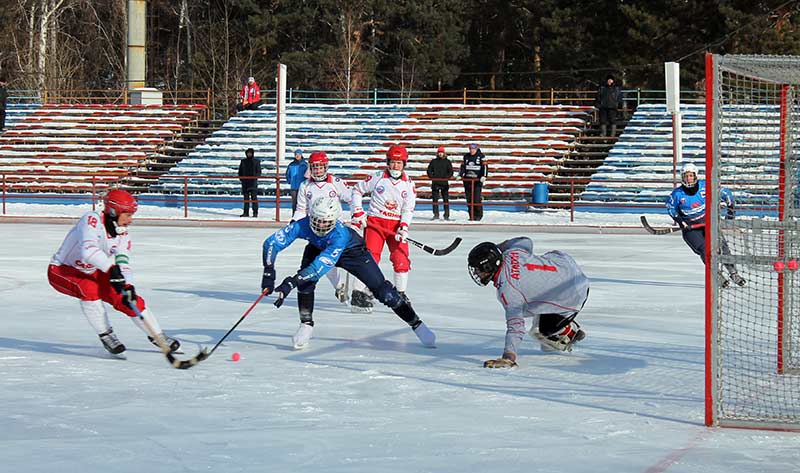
[774,261,785,272]
[231,352,241,362]
[788,259,799,271]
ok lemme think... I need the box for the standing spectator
[595,74,624,137]
[459,143,488,221]
[286,149,308,214]
[0,76,7,131]
[238,148,261,217]
[236,76,261,112]
[426,145,453,220]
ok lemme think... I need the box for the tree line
[1,0,800,96]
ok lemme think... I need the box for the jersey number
[524,263,557,272]
[87,216,98,228]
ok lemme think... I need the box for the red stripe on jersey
[501,293,508,305]
[524,263,557,272]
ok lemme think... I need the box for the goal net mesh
[708,54,800,429]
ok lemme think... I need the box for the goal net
[706,54,800,429]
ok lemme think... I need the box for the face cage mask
[310,217,336,236]
[468,264,493,286]
[311,163,328,181]
[681,172,697,188]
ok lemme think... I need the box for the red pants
[47,264,145,317]
[364,216,410,272]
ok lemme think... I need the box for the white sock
[394,271,409,292]
[130,308,163,336]
[326,268,341,288]
[80,300,111,335]
[352,279,367,292]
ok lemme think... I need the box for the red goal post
[705,53,800,430]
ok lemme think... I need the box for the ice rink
[1,222,798,473]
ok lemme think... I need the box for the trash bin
[532,182,549,204]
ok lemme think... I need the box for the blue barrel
[532,182,549,204]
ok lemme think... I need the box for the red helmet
[386,145,408,164]
[308,151,329,180]
[103,189,138,217]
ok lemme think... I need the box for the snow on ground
[1,221,798,473]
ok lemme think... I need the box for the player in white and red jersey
[467,237,589,368]
[349,145,416,312]
[291,151,353,303]
[47,189,180,356]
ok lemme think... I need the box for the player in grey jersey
[467,237,589,368]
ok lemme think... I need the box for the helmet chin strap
[103,213,128,236]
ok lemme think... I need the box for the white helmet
[681,162,699,188]
[309,197,342,236]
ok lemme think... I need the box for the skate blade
[350,306,373,314]
[293,342,309,350]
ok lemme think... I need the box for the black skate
[148,333,182,354]
[718,271,731,289]
[729,272,747,287]
[350,290,374,313]
[399,291,412,306]
[99,329,126,355]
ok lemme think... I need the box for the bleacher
[153,103,594,200]
[0,103,205,192]
[579,103,786,209]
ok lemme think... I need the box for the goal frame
[705,53,800,431]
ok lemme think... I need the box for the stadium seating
[153,103,594,201]
[0,103,204,192]
[580,103,784,209]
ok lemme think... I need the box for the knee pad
[373,280,402,309]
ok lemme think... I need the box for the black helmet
[467,242,503,286]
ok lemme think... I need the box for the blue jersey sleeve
[665,188,682,221]
[262,221,302,267]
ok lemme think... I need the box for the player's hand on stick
[262,266,276,292]
[351,210,366,231]
[108,264,127,294]
[121,284,137,308]
[483,353,518,368]
[394,224,409,243]
[273,276,298,308]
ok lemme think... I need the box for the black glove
[121,284,137,309]
[108,265,126,294]
[725,208,736,220]
[273,276,298,308]
[262,266,276,292]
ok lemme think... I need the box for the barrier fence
[1,173,776,222]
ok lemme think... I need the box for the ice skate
[535,322,585,352]
[335,282,348,304]
[399,291,412,306]
[99,328,126,355]
[729,272,747,287]
[718,271,731,289]
[148,333,182,354]
[292,323,314,350]
[350,289,373,313]
[412,321,436,348]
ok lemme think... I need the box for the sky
[1,221,798,473]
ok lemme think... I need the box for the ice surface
[1,223,798,473]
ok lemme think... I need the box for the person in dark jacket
[426,145,454,220]
[595,74,624,137]
[286,149,308,214]
[459,143,488,221]
[238,148,261,217]
[0,77,7,131]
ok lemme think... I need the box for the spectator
[236,76,261,112]
[238,148,261,217]
[286,149,308,214]
[459,143,488,221]
[426,145,453,220]
[0,77,7,131]
[595,74,624,137]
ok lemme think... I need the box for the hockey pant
[682,227,737,274]
[297,243,419,325]
[48,264,146,317]
[364,215,410,291]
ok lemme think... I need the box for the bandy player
[47,189,181,356]
[349,145,416,313]
[291,151,352,303]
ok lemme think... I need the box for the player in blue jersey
[666,163,746,287]
[261,196,436,349]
